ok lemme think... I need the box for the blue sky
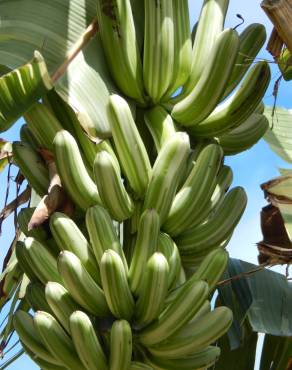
[0,0,291,369]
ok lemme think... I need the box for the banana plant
[0,0,287,369]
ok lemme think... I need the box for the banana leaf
[0,52,52,132]
[0,0,118,138]
[264,106,292,163]
[219,259,292,337]
[259,334,292,370]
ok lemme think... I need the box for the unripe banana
[172,29,239,126]
[135,252,169,327]
[217,113,269,155]
[86,205,128,270]
[16,241,38,281]
[192,164,233,227]
[13,311,61,365]
[109,320,132,370]
[23,237,62,284]
[69,311,108,370]
[129,362,153,370]
[26,282,53,314]
[190,249,229,291]
[143,132,190,224]
[163,144,223,236]
[163,0,192,99]
[157,233,181,289]
[138,280,208,346]
[189,61,271,137]
[57,251,109,317]
[143,0,174,103]
[182,0,229,96]
[49,212,100,282]
[144,106,177,152]
[109,95,151,198]
[176,187,247,255]
[34,311,86,370]
[100,250,135,320]
[96,0,145,103]
[222,23,267,100]
[145,346,220,369]
[94,150,134,222]
[129,209,160,295]
[53,130,101,211]
[18,207,48,241]
[30,357,67,370]
[45,282,80,333]
[13,141,49,196]
[148,307,233,359]
[24,103,63,150]
[20,124,41,150]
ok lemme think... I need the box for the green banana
[191,164,233,227]
[129,209,160,295]
[30,357,67,370]
[109,94,151,198]
[49,212,100,282]
[45,282,80,333]
[148,307,232,359]
[17,207,48,241]
[172,28,239,126]
[96,0,145,103]
[34,311,86,370]
[16,241,38,281]
[143,0,174,103]
[163,143,223,236]
[190,248,229,290]
[20,124,41,150]
[182,0,229,96]
[26,282,53,314]
[57,251,109,317]
[109,320,132,370]
[23,237,61,284]
[157,232,181,289]
[13,311,61,365]
[129,362,153,370]
[94,150,134,222]
[86,205,128,270]
[143,132,190,224]
[144,106,177,152]
[176,187,247,255]
[24,103,63,150]
[135,252,169,327]
[53,130,101,211]
[145,346,220,369]
[100,250,135,320]
[163,0,191,99]
[217,113,269,155]
[69,310,108,370]
[189,61,271,137]
[138,280,208,346]
[222,23,267,100]
[13,141,49,196]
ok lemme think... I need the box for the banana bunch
[1,0,271,369]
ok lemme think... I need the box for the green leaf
[278,168,292,176]
[215,321,258,370]
[0,51,52,132]
[0,140,12,173]
[264,106,292,163]
[224,259,292,336]
[260,335,292,370]
[0,0,118,138]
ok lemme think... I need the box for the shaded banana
[109,320,132,370]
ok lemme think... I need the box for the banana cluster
[9,0,271,369]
